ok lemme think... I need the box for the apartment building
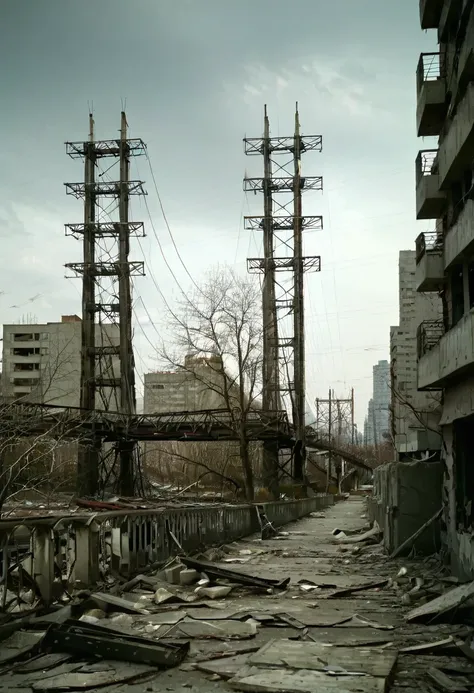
[416,0,474,575]
[144,355,228,414]
[390,251,443,456]
[2,315,120,408]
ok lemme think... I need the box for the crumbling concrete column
[72,521,100,587]
[32,527,54,605]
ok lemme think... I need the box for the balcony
[416,150,446,219]
[418,311,474,389]
[439,84,474,188]
[415,231,444,291]
[419,0,443,28]
[445,199,474,268]
[417,53,447,137]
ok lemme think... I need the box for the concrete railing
[0,495,333,605]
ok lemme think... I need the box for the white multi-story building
[390,251,443,456]
[1,315,120,408]
[415,0,474,575]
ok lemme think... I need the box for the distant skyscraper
[364,360,390,445]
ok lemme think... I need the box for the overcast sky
[0,1,437,426]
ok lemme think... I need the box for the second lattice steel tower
[244,104,323,485]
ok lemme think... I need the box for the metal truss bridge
[0,402,372,471]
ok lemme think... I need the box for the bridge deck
[0,402,371,470]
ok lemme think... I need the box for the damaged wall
[370,460,443,555]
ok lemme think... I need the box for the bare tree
[158,267,264,501]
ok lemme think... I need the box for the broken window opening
[454,414,474,530]
[450,264,464,327]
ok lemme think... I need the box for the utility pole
[315,389,355,445]
[65,112,146,497]
[327,388,332,489]
[244,104,322,490]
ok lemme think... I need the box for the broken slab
[166,618,257,640]
[229,668,387,692]
[248,639,398,678]
[426,666,469,692]
[196,653,252,679]
[406,581,474,623]
[30,663,157,691]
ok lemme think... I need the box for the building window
[12,378,39,387]
[12,347,40,356]
[150,384,164,390]
[454,415,474,530]
[451,264,464,327]
[469,260,474,310]
[13,363,40,371]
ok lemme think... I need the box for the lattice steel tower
[244,104,323,485]
[65,112,146,497]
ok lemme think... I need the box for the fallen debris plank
[248,639,397,678]
[327,579,389,599]
[333,522,382,545]
[390,509,442,559]
[31,663,157,691]
[86,592,150,614]
[426,666,469,692]
[180,557,290,590]
[399,636,455,654]
[351,615,394,631]
[41,619,189,668]
[406,581,474,623]
[229,668,386,692]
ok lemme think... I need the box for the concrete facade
[144,355,229,414]
[415,2,474,576]
[1,316,120,408]
[390,251,443,456]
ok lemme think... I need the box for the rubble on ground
[3,500,474,691]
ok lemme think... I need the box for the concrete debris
[332,521,382,545]
[327,578,389,599]
[2,495,474,692]
[426,666,469,692]
[406,581,474,623]
[195,585,233,600]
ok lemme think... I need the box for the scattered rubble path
[2,496,473,692]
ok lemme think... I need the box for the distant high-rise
[364,360,390,445]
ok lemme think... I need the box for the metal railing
[417,52,445,92]
[0,495,334,607]
[416,149,439,184]
[415,230,444,263]
[417,319,445,358]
